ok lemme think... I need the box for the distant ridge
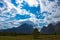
[0,21,60,34]
[40,22,60,34]
[0,21,34,34]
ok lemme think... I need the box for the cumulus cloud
[0,0,60,32]
[40,0,60,25]
[24,0,39,7]
[0,0,39,29]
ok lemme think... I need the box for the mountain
[1,21,60,35]
[40,24,56,34]
[54,22,60,34]
[0,21,34,34]
[40,22,60,34]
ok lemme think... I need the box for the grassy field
[0,35,60,40]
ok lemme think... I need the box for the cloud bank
[0,0,60,31]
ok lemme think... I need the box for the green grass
[0,35,60,40]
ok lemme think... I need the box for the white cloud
[40,0,60,25]
[0,0,39,29]
[1,0,60,32]
[24,0,39,7]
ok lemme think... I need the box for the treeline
[0,28,57,36]
[0,28,40,36]
[0,32,35,36]
[0,32,17,36]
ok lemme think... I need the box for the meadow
[0,35,60,40]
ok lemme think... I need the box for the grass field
[0,35,60,40]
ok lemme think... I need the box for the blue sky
[0,0,60,31]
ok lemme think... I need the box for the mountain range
[40,22,60,34]
[0,21,60,34]
[0,21,34,34]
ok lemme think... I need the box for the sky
[0,0,60,31]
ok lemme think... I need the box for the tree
[32,28,40,39]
